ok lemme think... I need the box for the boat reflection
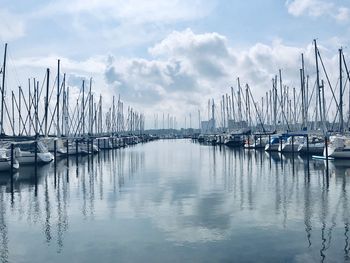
[0,140,350,262]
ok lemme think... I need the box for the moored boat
[13,141,54,165]
[298,136,324,155]
[224,134,244,147]
[324,135,350,159]
[278,136,304,153]
[244,136,267,149]
[265,136,280,152]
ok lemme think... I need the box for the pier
[1,1,350,261]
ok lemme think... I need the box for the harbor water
[0,139,350,262]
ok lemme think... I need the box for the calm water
[0,139,350,263]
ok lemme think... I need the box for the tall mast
[237,78,242,125]
[61,74,66,135]
[314,39,324,133]
[211,99,214,121]
[306,74,309,128]
[293,87,296,126]
[245,85,250,128]
[0,43,7,135]
[112,95,115,134]
[300,53,306,129]
[66,85,69,136]
[57,59,60,136]
[226,94,229,126]
[44,68,50,136]
[231,86,235,122]
[273,77,277,130]
[82,80,85,136]
[34,79,38,136]
[88,78,92,135]
[198,109,201,129]
[11,91,14,136]
[339,48,343,132]
[279,69,283,127]
[223,96,225,129]
[28,79,32,135]
[18,86,21,135]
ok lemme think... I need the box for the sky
[1,0,350,129]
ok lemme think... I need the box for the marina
[2,1,350,262]
[0,139,350,262]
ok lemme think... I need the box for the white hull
[279,143,301,152]
[298,143,324,154]
[17,152,54,165]
[244,142,266,149]
[326,147,350,159]
[325,136,350,159]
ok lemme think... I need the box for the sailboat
[265,136,280,151]
[13,141,54,164]
[244,136,267,149]
[324,135,350,159]
[224,133,244,147]
[97,137,113,149]
[297,136,324,155]
[40,137,67,156]
[278,136,304,153]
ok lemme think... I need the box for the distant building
[201,119,216,133]
[227,120,248,130]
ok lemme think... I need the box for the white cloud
[104,29,323,126]
[286,0,350,22]
[5,29,344,129]
[0,9,25,41]
[335,7,350,22]
[103,29,348,128]
[104,29,236,119]
[286,0,331,17]
[27,0,216,54]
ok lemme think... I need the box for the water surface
[0,139,350,262]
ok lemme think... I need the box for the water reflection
[0,140,350,262]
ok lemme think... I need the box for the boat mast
[44,68,50,137]
[0,43,7,135]
[279,69,283,128]
[237,78,242,128]
[273,77,277,130]
[82,80,85,136]
[35,79,38,137]
[300,53,306,130]
[61,74,66,136]
[314,39,324,133]
[89,77,92,135]
[66,85,69,136]
[57,60,60,137]
[339,48,343,132]
[18,86,21,135]
[231,86,235,123]
[11,91,14,136]
[198,109,201,129]
[211,99,215,131]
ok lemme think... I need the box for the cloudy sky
[1,0,350,129]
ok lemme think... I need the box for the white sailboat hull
[326,147,350,159]
[17,152,54,164]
